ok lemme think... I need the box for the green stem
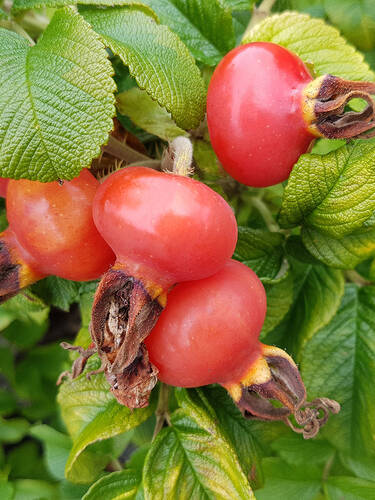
[244,0,276,38]
[152,383,171,441]
[251,196,280,232]
[104,135,151,163]
[345,270,372,287]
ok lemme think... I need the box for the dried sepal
[224,344,340,439]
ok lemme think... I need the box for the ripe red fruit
[0,178,9,198]
[207,42,375,187]
[146,260,340,438]
[0,169,115,299]
[87,166,238,408]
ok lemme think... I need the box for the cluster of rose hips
[2,41,372,437]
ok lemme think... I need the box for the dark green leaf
[31,276,80,311]
[255,458,322,500]
[0,8,115,181]
[81,6,206,129]
[300,285,375,456]
[279,140,375,237]
[0,417,29,444]
[271,434,335,467]
[233,227,285,281]
[262,271,294,336]
[140,0,235,65]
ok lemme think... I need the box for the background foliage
[0,0,375,498]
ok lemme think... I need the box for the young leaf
[324,476,375,500]
[279,140,375,237]
[233,227,285,281]
[58,356,155,482]
[83,469,142,499]
[117,87,187,141]
[300,285,375,457]
[81,6,206,130]
[0,8,116,181]
[243,11,374,81]
[144,388,254,499]
[140,0,235,65]
[325,0,375,52]
[302,225,375,269]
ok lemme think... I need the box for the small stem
[103,135,151,163]
[244,0,276,37]
[126,159,161,169]
[0,20,35,45]
[153,383,171,441]
[345,270,372,286]
[250,196,280,232]
[105,459,122,472]
[322,452,335,482]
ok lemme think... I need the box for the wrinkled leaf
[243,11,374,80]
[81,6,206,129]
[233,227,285,281]
[140,0,235,65]
[300,285,375,456]
[279,140,375,237]
[0,8,115,181]
[83,469,142,499]
[262,271,294,336]
[302,225,375,269]
[144,387,254,499]
[12,0,155,12]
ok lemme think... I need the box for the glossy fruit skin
[0,179,9,198]
[93,167,238,286]
[145,260,266,387]
[207,42,314,187]
[6,169,115,281]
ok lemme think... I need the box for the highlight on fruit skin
[207,41,375,188]
[0,169,115,301]
[145,259,340,438]
[61,166,238,408]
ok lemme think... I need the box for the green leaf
[255,458,322,500]
[339,454,375,482]
[12,0,155,12]
[302,225,375,269]
[233,227,285,281]
[58,356,155,482]
[221,0,254,10]
[0,417,29,444]
[271,434,334,467]
[242,11,374,81]
[7,441,51,480]
[279,140,375,237]
[262,271,294,336]
[201,385,286,489]
[325,0,375,52]
[0,8,8,19]
[325,476,375,500]
[0,8,115,181]
[83,469,142,500]
[144,388,254,499]
[30,425,72,481]
[300,285,375,456]
[140,0,235,65]
[287,262,345,357]
[12,479,59,499]
[31,276,80,311]
[81,6,206,130]
[117,87,187,141]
